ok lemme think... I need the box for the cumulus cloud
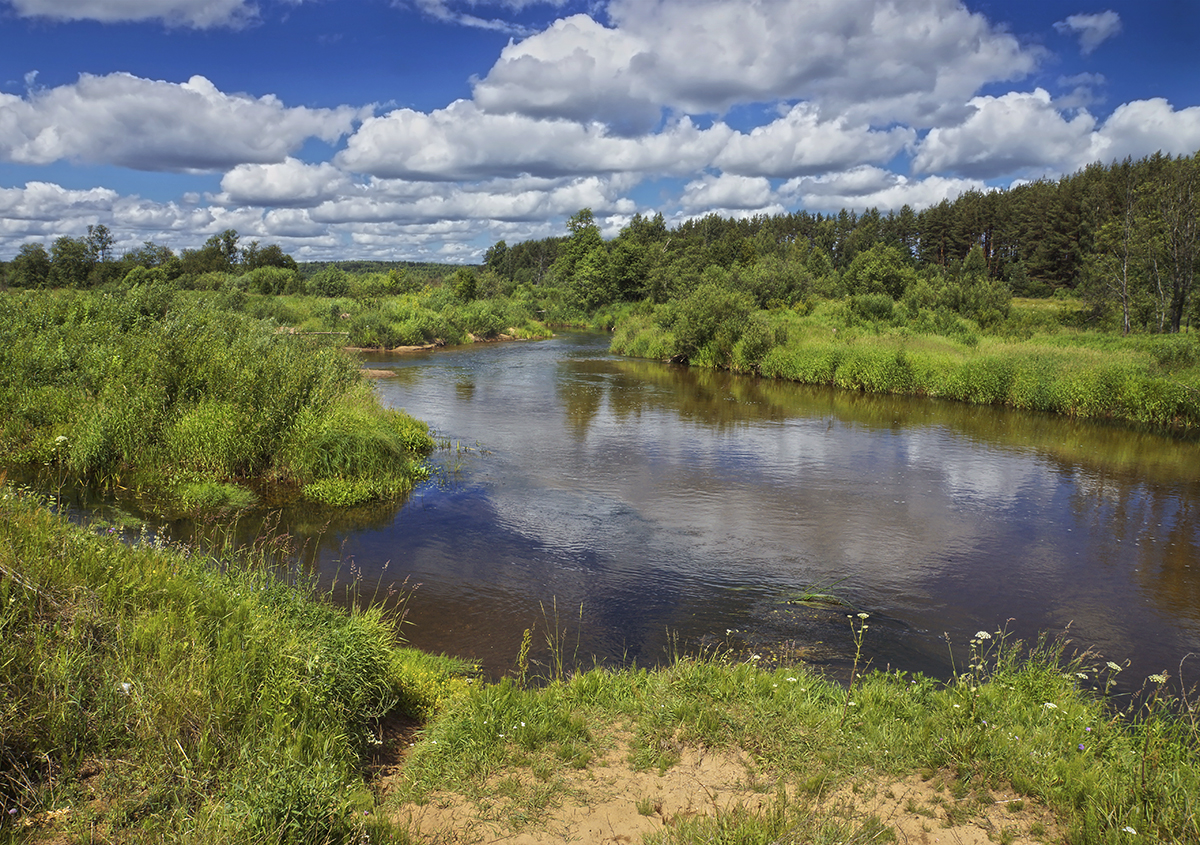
[913,89,1096,178]
[309,174,637,225]
[781,166,984,213]
[338,97,918,183]
[0,181,119,222]
[914,92,1200,178]
[0,73,362,171]
[5,0,258,28]
[219,158,351,207]
[337,99,731,180]
[713,103,914,177]
[1087,99,1200,164]
[1054,11,1122,55]
[680,174,774,212]
[472,0,1037,131]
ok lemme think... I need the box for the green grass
[0,287,436,515]
[0,482,474,843]
[389,627,1200,844]
[611,296,1200,431]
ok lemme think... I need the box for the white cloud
[782,166,983,213]
[1088,99,1200,164]
[337,99,731,179]
[409,0,529,33]
[714,103,914,178]
[1054,11,1122,55]
[309,174,636,225]
[914,91,1200,178]
[913,89,1096,178]
[472,0,1038,131]
[220,158,351,207]
[0,73,362,171]
[680,174,774,212]
[5,0,258,28]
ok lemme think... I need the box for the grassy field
[611,297,1200,432]
[3,485,1197,844]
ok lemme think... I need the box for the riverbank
[0,288,436,515]
[3,486,1197,844]
[610,297,1200,432]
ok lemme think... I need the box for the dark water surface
[315,332,1199,687]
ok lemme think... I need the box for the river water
[305,332,1199,689]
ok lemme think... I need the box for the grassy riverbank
[0,287,436,513]
[611,296,1200,431]
[0,482,474,844]
[4,488,1198,844]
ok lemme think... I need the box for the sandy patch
[379,733,1059,845]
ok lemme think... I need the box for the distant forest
[488,150,1200,334]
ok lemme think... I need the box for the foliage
[0,288,434,513]
[0,486,470,843]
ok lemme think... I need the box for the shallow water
[294,332,1199,687]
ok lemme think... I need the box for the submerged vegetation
[3,488,1198,843]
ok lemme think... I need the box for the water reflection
[340,335,1200,687]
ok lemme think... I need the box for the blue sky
[1,0,1198,263]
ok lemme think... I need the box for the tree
[49,235,94,288]
[9,242,51,288]
[86,224,115,263]
[242,241,298,272]
[181,229,241,276]
[843,244,917,300]
[484,240,510,277]
[1153,153,1199,332]
[553,209,617,310]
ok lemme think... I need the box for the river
[302,332,1200,690]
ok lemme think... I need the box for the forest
[490,149,1200,335]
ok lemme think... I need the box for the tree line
[1,227,298,291]
[487,150,1200,334]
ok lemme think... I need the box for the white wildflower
[1043,702,1058,709]
[974,631,991,640]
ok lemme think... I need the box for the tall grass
[612,297,1200,431]
[0,483,473,843]
[0,288,435,514]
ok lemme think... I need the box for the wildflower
[857,612,869,619]
[786,677,798,683]
[1123,826,1137,834]
[1078,744,1085,751]
[1148,673,1167,684]
[1106,661,1122,672]
[1043,702,1057,709]
[1085,726,1092,732]
[974,631,991,640]
[1076,672,1088,680]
